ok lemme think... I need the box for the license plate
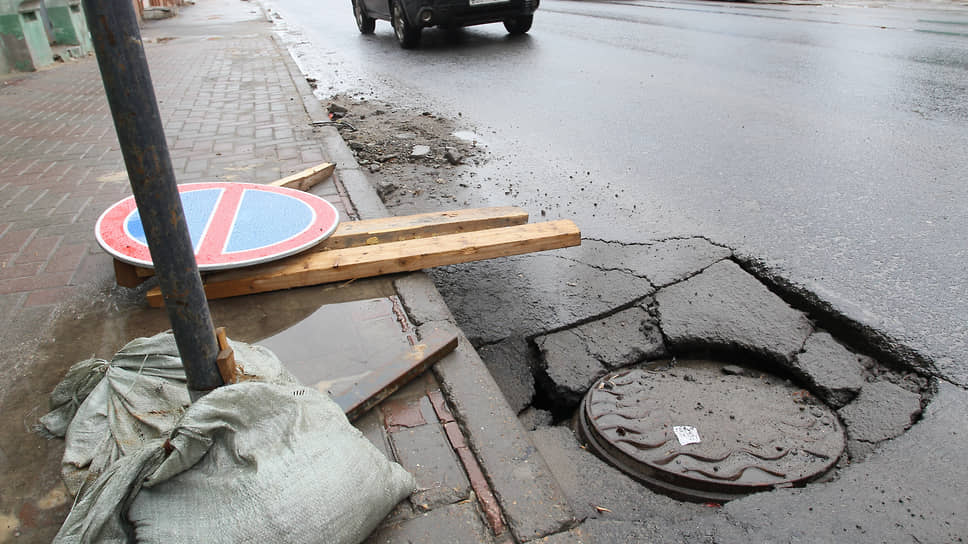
[469,0,508,5]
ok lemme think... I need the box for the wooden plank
[214,327,239,384]
[127,207,529,282]
[339,329,459,421]
[146,219,580,306]
[113,258,145,287]
[268,162,335,191]
[319,206,529,250]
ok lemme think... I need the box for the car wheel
[353,0,376,34]
[392,0,421,49]
[504,14,533,35]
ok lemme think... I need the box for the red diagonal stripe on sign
[195,184,245,261]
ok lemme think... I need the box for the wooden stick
[341,330,459,421]
[268,162,335,191]
[215,327,238,384]
[146,219,580,306]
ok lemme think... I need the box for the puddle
[258,296,416,399]
[35,278,399,385]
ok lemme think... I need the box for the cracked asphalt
[271,0,968,390]
[263,0,968,539]
[460,239,955,542]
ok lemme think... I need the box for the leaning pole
[81,0,223,400]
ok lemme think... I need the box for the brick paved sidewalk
[0,7,351,382]
[0,11,360,542]
[0,2,556,543]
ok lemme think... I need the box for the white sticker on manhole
[673,426,701,446]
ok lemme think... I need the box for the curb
[272,32,577,542]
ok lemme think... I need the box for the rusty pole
[81,0,224,400]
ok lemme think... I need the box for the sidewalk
[0,1,573,542]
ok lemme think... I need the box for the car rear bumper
[408,0,538,27]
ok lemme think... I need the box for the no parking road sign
[96,182,340,271]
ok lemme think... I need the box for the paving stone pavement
[0,10,351,391]
[0,4,513,543]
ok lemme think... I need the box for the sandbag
[40,331,298,495]
[54,382,415,544]
[43,332,415,544]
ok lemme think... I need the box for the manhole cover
[576,359,846,502]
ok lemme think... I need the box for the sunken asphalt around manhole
[514,255,930,514]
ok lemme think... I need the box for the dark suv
[352,0,538,48]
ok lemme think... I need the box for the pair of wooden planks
[136,206,580,307]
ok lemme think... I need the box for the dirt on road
[321,94,491,214]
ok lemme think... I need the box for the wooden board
[321,206,530,249]
[339,329,458,421]
[146,219,580,306]
[268,162,335,191]
[114,258,144,288]
[119,206,530,285]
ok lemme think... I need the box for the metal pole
[81,0,223,400]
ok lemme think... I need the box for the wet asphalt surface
[270,0,968,386]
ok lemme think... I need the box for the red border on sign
[95,182,340,271]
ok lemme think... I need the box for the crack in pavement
[523,295,656,344]
[733,255,941,384]
[581,235,735,252]
[550,252,655,284]
[651,256,732,290]
[552,240,733,290]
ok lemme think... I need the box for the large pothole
[519,257,932,501]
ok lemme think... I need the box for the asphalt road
[268,0,968,384]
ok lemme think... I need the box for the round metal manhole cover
[576,359,846,502]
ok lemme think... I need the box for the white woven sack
[54,382,415,544]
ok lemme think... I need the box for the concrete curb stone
[274,30,577,542]
[415,317,576,542]
[272,34,373,220]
